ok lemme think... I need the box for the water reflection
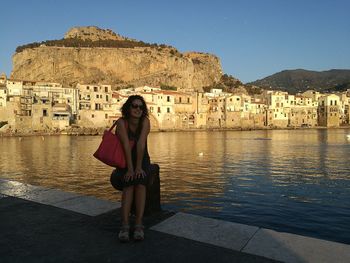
[1,129,350,244]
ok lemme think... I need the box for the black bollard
[143,163,161,215]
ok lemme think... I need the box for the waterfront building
[224,94,245,128]
[289,106,318,127]
[265,91,289,127]
[173,91,195,129]
[151,90,176,130]
[249,99,266,128]
[207,94,226,128]
[318,94,340,127]
[192,91,209,128]
[0,84,7,107]
[6,79,23,96]
[76,83,113,128]
[337,92,350,125]
[301,90,322,107]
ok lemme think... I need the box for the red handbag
[93,120,134,168]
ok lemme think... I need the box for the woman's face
[129,99,144,119]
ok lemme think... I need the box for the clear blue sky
[1,0,349,83]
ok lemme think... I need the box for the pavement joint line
[240,227,261,252]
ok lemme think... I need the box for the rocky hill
[11,26,223,91]
[249,69,350,94]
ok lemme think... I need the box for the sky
[0,0,350,83]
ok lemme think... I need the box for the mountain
[248,69,350,94]
[10,26,223,91]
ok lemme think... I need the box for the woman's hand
[123,170,134,182]
[134,167,146,179]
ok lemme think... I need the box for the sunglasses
[131,103,145,110]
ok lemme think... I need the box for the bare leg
[121,185,134,225]
[134,184,146,225]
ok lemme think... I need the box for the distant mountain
[248,69,350,94]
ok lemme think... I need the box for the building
[76,83,114,127]
[318,94,340,127]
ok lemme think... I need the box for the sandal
[118,224,130,242]
[133,224,144,241]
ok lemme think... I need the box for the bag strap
[109,118,128,132]
[109,120,118,132]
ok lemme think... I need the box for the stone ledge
[0,179,120,216]
[151,212,350,263]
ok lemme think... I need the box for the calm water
[1,129,350,244]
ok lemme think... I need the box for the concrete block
[151,212,259,251]
[0,180,47,197]
[53,195,120,216]
[243,228,350,263]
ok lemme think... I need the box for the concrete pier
[1,179,349,263]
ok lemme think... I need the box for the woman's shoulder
[142,117,150,127]
[116,117,128,128]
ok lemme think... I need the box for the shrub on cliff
[15,38,173,53]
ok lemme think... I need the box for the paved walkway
[0,179,349,263]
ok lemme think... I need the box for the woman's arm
[116,118,134,180]
[135,118,150,177]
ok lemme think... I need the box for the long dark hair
[121,95,149,136]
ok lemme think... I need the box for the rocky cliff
[11,26,223,91]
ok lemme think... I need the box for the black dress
[110,122,151,190]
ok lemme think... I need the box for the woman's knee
[135,184,146,191]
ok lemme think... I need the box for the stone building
[76,83,113,127]
[265,91,289,127]
[318,94,340,127]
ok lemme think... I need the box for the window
[330,100,333,106]
[105,86,108,92]
[94,87,98,92]
[92,114,94,118]
[187,98,190,103]
[157,107,161,113]
[105,114,108,119]
[43,109,48,117]
[167,107,170,113]
[167,96,170,102]
[179,97,182,103]
[106,95,109,102]
[335,100,337,105]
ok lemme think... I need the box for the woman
[114,95,151,242]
